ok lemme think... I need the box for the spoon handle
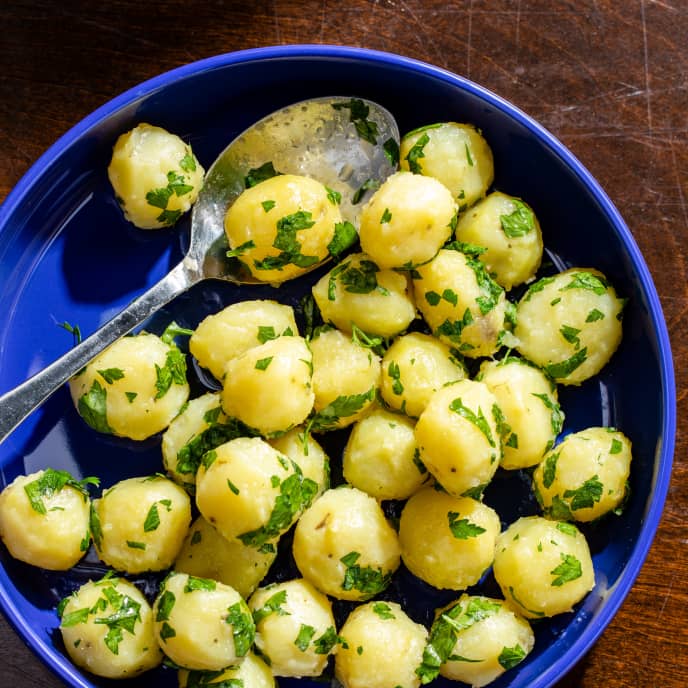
[0,260,196,447]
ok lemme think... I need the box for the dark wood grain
[0,1,686,687]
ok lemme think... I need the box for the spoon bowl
[0,96,399,445]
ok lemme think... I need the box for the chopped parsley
[560,271,608,295]
[610,438,623,454]
[226,239,256,259]
[563,475,604,510]
[372,602,396,620]
[498,644,527,670]
[225,602,255,657]
[531,393,565,438]
[448,512,487,539]
[326,187,341,205]
[541,451,560,489]
[499,200,535,238]
[254,356,273,371]
[23,468,98,515]
[252,589,289,624]
[550,552,583,587]
[560,324,581,349]
[261,199,276,212]
[435,309,474,342]
[388,360,404,395]
[332,98,379,145]
[383,137,400,166]
[253,210,320,271]
[328,221,358,258]
[145,170,194,225]
[97,368,124,384]
[448,398,496,452]
[184,576,216,593]
[380,207,392,224]
[155,346,187,398]
[78,379,113,434]
[544,347,588,379]
[340,551,393,599]
[464,142,474,167]
[305,387,376,434]
[586,308,605,322]
[294,624,316,651]
[352,178,381,204]
[244,161,281,188]
[405,132,430,174]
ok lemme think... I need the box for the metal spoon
[0,96,399,445]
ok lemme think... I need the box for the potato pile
[0,117,633,688]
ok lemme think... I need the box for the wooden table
[0,1,686,686]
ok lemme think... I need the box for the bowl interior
[0,46,674,688]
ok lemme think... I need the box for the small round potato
[60,576,162,679]
[533,427,632,522]
[108,122,204,229]
[514,268,624,385]
[415,380,502,497]
[0,468,93,570]
[493,516,595,619]
[189,300,298,382]
[195,436,317,547]
[220,335,314,435]
[359,171,456,269]
[399,488,501,591]
[430,594,534,687]
[309,327,381,431]
[312,252,417,338]
[477,357,564,470]
[455,191,543,290]
[248,578,337,677]
[335,601,427,688]
[343,408,428,500]
[174,516,278,599]
[224,173,341,283]
[153,572,254,671]
[68,331,190,441]
[91,475,191,574]
[178,652,275,688]
[399,122,494,208]
[414,248,506,358]
[292,487,400,601]
[379,332,466,418]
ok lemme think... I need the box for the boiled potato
[178,652,274,688]
[309,327,380,431]
[292,487,400,601]
[224,173,341,283]
[0,468,93,570]
[455,191,543,290]
[269,427,330,499]
[359,171,456,269]
[379,332,466,418]
[399,488,500,590]
[514,268,624,385]
[220,335,314,435]
[195,436,317,547]
[421,594,534,687]
[343,408,429,500]
[153,572,254,671]
[189,300,298,382]
[477,357,564,470]
[415,379,502,497]
[335,601,427,688]
[174,516,277,599]
[108,123,204,229]
[493,516,595,619]
[400,122,494,208]
[68,330,190,440]
[312,252,416,338]
[414,248,506,357]
[91,475,191,574]
[248,578,337,677]
[533,427,632,522]
[59,576,162,678]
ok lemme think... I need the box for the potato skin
[0,469,91,570]
[493,516,595,618]
[399,488,501,591]
[92,475,191,574]
[532,427,632,522]
[108,122,204,229]
[224,174,341,283]
[335,601,427,688]
[292,487,400,601]
[68,332,190,440]
[359,170,456,269]
[60,577,163,679]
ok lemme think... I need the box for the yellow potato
[0,468,92,570]
[189,300,298,382]
[455,191,543,290]
[68,331,190,440]
[359,171,456,269]
[514,268,624,385]
[60,576,162,679]
[178,652,274,688]
[414,248,506,358]
[91,475,191,574]
[108,122,204,229]
[292,487,400,601]
[335,601,427,688]
[415,380,502,497]
[532,427,632,522]
[312,252,417,338]
[493,516,595,618]
[400,122,494,208]
[224,174,341,283]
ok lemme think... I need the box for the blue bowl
[0,45,675,688]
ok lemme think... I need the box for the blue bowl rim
[0,44,677,688]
